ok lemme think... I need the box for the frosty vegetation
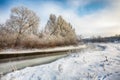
[0,6,77,49]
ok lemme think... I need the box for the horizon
[0,0,120,38]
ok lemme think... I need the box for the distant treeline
[82,35,120,43]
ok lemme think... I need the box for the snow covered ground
[0,45,86,54]
[1,43,120,80]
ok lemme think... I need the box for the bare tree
[6,6,40,46]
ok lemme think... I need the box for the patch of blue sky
[0,0,108,18]
[78,0,107,16]
[0,0,11,9]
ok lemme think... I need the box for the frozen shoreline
[0,45,86,54]
[1,43,120,80]
[0,53,67,75]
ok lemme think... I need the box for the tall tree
[44,14,56,35]
[45,14,77,44]
[6,6,40,46]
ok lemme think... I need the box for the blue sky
[0,0,120,37]
[0,0,107,15]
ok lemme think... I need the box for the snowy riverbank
[0,45,86,54]
[1,43,120,80]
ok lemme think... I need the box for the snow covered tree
[45,14,77,44]
[44,14,57,35]
[6,6,40,46]
[6,6,40,34]
[57,16,77,44]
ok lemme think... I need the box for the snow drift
[1,43,120,80]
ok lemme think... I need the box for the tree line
[0,6,77,49]
[82,35,120,43]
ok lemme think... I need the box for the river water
[0,53,67,74]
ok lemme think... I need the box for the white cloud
[67,0,92,8]
[38,0,120,37]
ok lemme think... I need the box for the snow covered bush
[0,24,16,48]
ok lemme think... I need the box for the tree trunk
[14,31,21,47]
